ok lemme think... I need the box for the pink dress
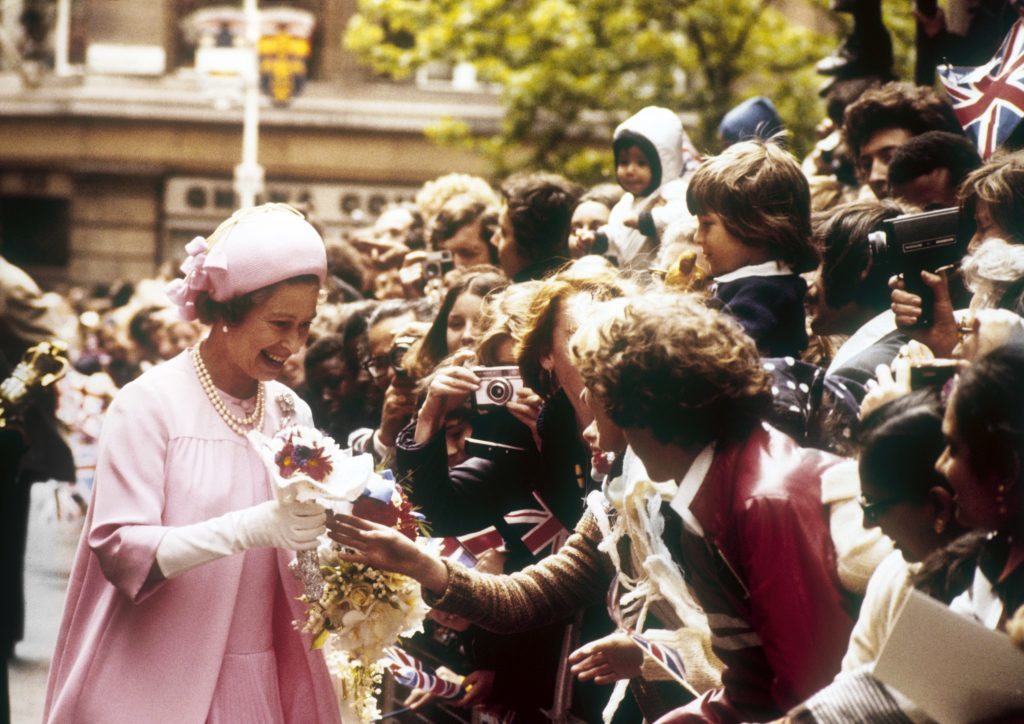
[43,352,341,724]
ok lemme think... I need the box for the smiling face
[217,280,319,393]
[859,473,945,563]
[616,144,653,197]
[541,301,594,432]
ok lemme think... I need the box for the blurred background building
[0,0,504,288]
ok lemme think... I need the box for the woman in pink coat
[44,204,341,724]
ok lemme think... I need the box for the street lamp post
[234,0,264,209]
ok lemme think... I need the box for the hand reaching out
[568,632,644,685]
[402,687,436,710]
[326,513,448,594]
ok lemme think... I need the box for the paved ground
[8,484,81,724]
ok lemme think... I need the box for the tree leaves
[344,0,846,182]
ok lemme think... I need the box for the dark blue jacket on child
[712,262,808,358]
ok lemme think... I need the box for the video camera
[867,207,968,327]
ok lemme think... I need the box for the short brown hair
[500,172,582,262]
[429,194,498,251]
[842,82,961,160]
[571,292,772,446]
[686,140,819,272]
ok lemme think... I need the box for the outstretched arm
[328,511,611,633]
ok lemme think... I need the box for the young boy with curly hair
[572,291,856,722]
[687,140,820,358]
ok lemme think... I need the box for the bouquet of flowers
[303,474,429,721]
[249,425,371,599]
[251,425,431,720]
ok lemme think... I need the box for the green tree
[345,0,840,182]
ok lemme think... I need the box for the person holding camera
[429,194,501,270]
[568,184,622,260]
[887,151,1024,361]
[348,298,435,463]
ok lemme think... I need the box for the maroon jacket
[657,425,856,723]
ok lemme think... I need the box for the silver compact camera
[472,366,523,410]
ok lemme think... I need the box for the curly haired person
[572,292,856,723]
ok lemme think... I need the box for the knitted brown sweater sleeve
[425,511,612,633]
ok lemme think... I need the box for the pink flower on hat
[165,236,212,321]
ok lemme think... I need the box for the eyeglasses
[858,494,907,523]
[360,355,391,379]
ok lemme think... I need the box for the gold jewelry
[191,345,265,436]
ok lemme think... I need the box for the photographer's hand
[380,375,420,448]
[506,386,544,451]
[890,270,959,357]
[414,364,480,444]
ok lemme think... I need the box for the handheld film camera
[866,207,967,327]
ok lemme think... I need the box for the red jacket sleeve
[738,493,854,709]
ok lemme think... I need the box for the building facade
[0,0,504,288]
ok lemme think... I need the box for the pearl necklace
[191,345,265,436]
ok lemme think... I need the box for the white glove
[155,498,326,579]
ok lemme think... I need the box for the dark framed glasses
[360,355,391,379]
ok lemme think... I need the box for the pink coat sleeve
[86,382,171,603]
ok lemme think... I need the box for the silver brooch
[276,392,296,425]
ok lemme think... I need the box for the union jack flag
[455,526,506,558]
[606,578,692,692]
[629,633,689,688]
[384,646,463,699]
[503,492,569,557]
[938,19,1024,159]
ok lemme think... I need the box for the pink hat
[166,203,326,321]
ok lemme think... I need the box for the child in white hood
[604,106,698,270]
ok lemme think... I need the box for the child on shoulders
[603,106,698,270]
[687,139,819,358]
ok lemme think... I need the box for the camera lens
[485,378,512,405]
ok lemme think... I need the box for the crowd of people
[2,24,1024,722]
